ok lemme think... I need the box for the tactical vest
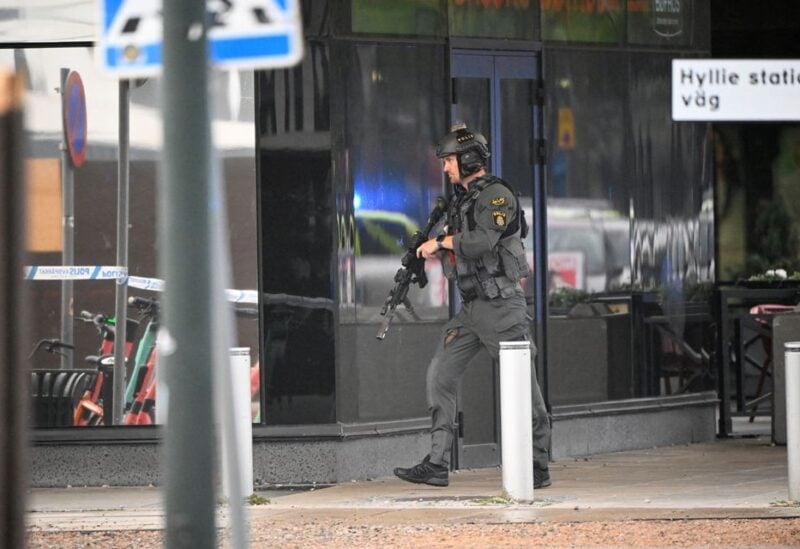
[445,176,531,301]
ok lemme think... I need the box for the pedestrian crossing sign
[98,0,303,77]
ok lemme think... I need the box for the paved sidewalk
[27,435,799,533]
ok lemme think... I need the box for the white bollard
[222,347,254,499]
[499,340,534,502]
[786,342,800,501]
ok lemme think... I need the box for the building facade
[7,1,721,486]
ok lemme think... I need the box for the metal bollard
[786,342,800,501]
[499,340,534,502]
[222,347,254,499]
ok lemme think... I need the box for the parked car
[354,210,447,312]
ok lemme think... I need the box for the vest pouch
[496,276,519,298]
[498,238,530,282]
[475,267,501,299]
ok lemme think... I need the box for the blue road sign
[98,0,303,77]
[63,71,88,167]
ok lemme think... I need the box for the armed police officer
[393,124,552,489]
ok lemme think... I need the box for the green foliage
[744,198,800,276]
[548,287,591,310]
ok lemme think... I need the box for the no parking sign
[62,71,88,168]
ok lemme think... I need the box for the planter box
[547,313,632,405]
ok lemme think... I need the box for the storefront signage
[541,0,624,43]
[628,0,690,46]
[672,59,800,121]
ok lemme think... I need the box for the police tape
[25,265,127,280]
[25,267,258,304]
[128,276,258,304]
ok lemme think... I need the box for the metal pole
[59,67,74,369]
[209,156,249,548]
[785,341,800,501]
[499,340,534,502]
[0,71,29,549]
[161,1,216,546]
[112,80,131,425]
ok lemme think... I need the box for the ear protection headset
[436,124,491,177]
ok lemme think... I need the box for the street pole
[112,79,130,425]
[161,1,216,546]
[59,67,74,370]
[0,71,29,549]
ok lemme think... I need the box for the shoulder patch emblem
[492,211,507,227]
[491,196,506,206]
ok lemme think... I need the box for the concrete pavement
[26,434,800,533]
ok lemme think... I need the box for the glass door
[450,50,546,469]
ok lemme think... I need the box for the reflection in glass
[543,48,713,404]
[544,49,629,297]
[453,77,491,170]
[499,78,535,298]
[257,41,336,424]
[344,43,448,320]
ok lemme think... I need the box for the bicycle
[72,310,140,426]
[123,300,261,425]
[123,296,159,425]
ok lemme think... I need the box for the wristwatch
[436,234,446,250]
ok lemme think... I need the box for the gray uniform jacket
[425,175,549,469]
[446,175,530,301]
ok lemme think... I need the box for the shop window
[543,49,714,404]
[343,43,448,320]
[257,42,335,425]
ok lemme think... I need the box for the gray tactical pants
[427,295,551,469]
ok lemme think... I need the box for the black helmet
[436,123,490,176]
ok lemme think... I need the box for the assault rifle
[376,196,448,340]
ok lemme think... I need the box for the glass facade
[543,45,714,405]
[257,40,336,425]
[14,0,717,436]
[344,43,449,319]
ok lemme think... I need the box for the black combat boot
[534,464,551,489]
[393,455,449,487]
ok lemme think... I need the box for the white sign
[98,0,303,77]
[672,59,800,121]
